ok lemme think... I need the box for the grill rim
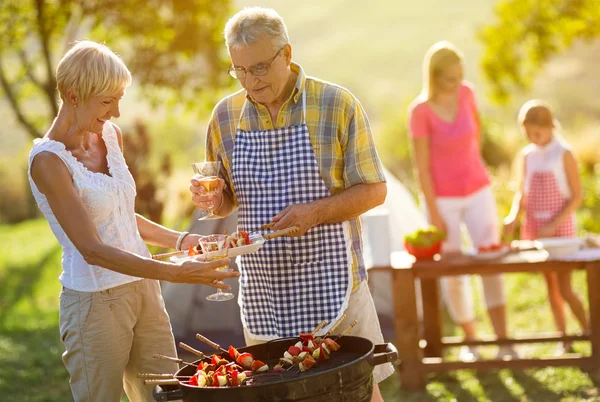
[176,336,375,391]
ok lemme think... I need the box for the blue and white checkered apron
[231,91,353,340]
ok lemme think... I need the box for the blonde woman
[28,41,238,402]
[408,41,515,360]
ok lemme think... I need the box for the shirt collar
[245,62,306,105]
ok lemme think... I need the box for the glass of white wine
[198,234,234,302]
[192,161,221,220]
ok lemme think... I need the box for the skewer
[152,353,198,367]
[263,226,299,240]
[151,250,187,260]
[310,320,328,336]
[324,314,347,337]
[179,342,208,359]
[196,333,228,354]
[334,320,358,340]
[137,373,174,379]
[144,378,183,386]
[137,373,192,379]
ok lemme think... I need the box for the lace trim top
[28,122,147,291]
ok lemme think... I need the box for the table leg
[421,277,443,358]
[392,268,426,390]
[586,263,600,378]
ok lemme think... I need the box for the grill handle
[152,385,184,402]
[369,342,398,366]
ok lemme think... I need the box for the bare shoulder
[30,151,73,193]
[563,148,578,164]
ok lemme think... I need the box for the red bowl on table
[404,240,442,260]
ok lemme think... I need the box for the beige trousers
[244,280,395,384]
[59,279,178,402]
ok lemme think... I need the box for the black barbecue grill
[152,336,397,402]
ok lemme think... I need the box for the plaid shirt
[206,62,386,289]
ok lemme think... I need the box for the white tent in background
[161,167,427,344]
[361,167,427,331]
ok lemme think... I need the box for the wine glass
[192,161,221,220]
[199,234,234,302]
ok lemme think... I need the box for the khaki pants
[59,279,178,402]
[244,280,395,384]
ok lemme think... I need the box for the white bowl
[533,237,584,257]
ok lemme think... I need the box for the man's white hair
[224,7,289,51]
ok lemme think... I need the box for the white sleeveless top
[523,137,571,199]
[28,122,147,292]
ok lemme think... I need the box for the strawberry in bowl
[404,226,445,260]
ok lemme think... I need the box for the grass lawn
[1,219,599,401]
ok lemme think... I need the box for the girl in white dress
[504,100,588,353]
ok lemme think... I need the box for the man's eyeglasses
[228,46,285,79]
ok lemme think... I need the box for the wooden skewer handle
[138,373,173,379]
[263,226,299,240]
[153,353,182,364]
[179,342,206,358]
[137,373,174,379]
[325,313,347,336]
[151,250,186,260]
[310,320,328,335]
[337,320,358,339]
[196,333,226,353]
[260,222,276,230]
[144,378,180,385]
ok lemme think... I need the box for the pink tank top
[409,82,490,197]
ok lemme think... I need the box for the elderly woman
[28,41,238,402]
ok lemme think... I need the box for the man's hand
[270,203,321,236]
[189,177,225,212]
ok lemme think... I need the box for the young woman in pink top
[408,41,515,360]
[504,100,588,353]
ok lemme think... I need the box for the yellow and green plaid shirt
[206,62,386,289]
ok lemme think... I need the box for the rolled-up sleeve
[205,105,238,208]
[342,97,386,188]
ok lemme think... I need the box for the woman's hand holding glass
[173,257,238,288]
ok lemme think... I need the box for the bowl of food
[404,227,445,260]
[533,237,584,257]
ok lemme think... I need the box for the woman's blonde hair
[56,41,131,104]
[224,7,289,51]
[518,99,556,128]
[422,41,464,100]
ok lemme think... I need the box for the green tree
[479,0,600,103]
[0,0,232,139]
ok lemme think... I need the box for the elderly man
[190,7,393,399]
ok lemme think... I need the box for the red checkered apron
[521,171,576,240]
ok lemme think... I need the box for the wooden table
[370,248,600,390]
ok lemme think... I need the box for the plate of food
[533,237,584,257]
[170,230,266,263]
[467,244,510,260]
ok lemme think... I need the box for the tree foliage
[479,0,600,103]
[0,0,232,139]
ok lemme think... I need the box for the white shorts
[425,186,506,323]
